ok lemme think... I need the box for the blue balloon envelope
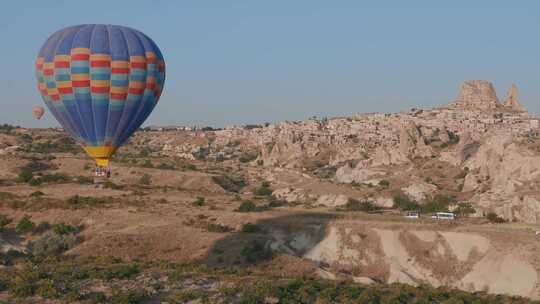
[36,24,165,166]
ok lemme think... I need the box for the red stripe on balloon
[58,87,73,94]
[91,60,111,68]
[128,88,145,94]
[130,62,146,69]
[72,80,90,87]
[111,93,127,100]
[55,61,70,68]
[112,68,129,74]
[72,54,89,61]
[91,87,110,93]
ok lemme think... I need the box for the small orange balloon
[32,106,44,119]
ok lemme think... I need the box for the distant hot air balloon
[32,106,44,119]
[35,24,165,176]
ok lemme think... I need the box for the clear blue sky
[1,1,539,128]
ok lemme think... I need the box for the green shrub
[344,198,380,212]
[138,174,152,185]
[448,131,460,145]
[192,196,206,207]
[103,181,122,190]
[29,231,78,257]
[29,191,44,198]
[454,202,476,216]
[0,215,11,231]
[104,264,140,280]
[241,240,272,263]
[76,176,94,184]
[28,177,42,186]
[184,163,197,171]
[141,159,154,168]
[67,195,113,208]
[236,200,257,212]
[378,180,390,188]
[0,124,17,133]
[241,223,261,233]
[206,223,231,233]
[393,195,421,211]
[39,173,70,183]
[21,160,51,173]
[157,163,176,170]
[82,292,107,303]
[52,223,77,235]
[16,216,35,233]
[212,174,246,192]
[267,196,287,208]
[110,289,146,304]
[486,212,506,223]
[254,181,273,196]
[33,222,52,234]
[18,170,33,183]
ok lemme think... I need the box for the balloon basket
[93,166,111,184]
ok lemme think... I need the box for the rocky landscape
[0,80,539,303]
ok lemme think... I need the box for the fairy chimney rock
[504,84,526,112]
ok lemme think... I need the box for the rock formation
[455,80,501,110]
[504,83,526,112]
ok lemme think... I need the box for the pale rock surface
[268,224,540,299]
[316,194,349,207]
[458,252,538,298]
[401,182,438,202]
[504,83,526,112]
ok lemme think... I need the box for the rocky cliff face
[268,222,540,299]
[455,80,501,110]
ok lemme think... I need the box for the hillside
[0,80,539,302]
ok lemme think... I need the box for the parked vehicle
[405,211,420,219]
[431,212,455,220]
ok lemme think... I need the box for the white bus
[405,211,420,219]
[431,212,455,220]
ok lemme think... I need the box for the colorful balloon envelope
[32,106,44,119]
[35,24,165,167]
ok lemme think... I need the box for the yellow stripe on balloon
[71,48,90,54]
[54,55,71,61]
[129,81,146,89]
[110,86,128,93]
[71,74,90,81]
[56,81,72,88]
[111,61,129,68]
[91,80,111,87]
[90,54,112,61]
[130,56,146,63]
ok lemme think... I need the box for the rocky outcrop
[398,122,433,159]
[455,80,501,110]
[504,83,526,112]
[269,224,540,299]
[401,181,438,202]
[462,131,540,222]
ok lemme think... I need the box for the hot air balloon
[32,106,45,119]
[35,24,165,177]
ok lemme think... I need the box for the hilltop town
[131,80,540,223]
